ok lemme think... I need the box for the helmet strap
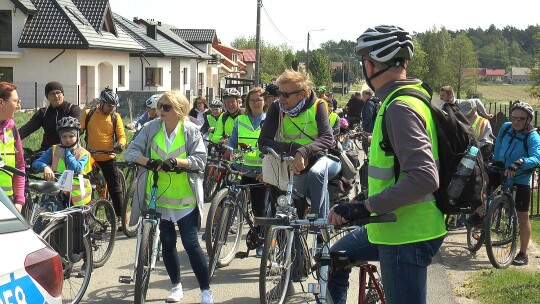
[363,62,392,91]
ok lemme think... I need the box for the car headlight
[277,195,289,207]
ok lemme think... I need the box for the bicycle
[205,146,268,279]
[118,163,200,303]
[117,160,140,237]
[203,141,230,202]
[254,147,396,304]
[86,149,126,203]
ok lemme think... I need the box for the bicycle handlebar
[254,213,397,228]
[134,162,203,174]
[88,149,116,156]
[0,162,25,177]
[261,146,294,162]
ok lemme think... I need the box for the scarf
[278,98,306,117]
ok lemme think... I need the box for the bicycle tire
[121,165,139,238]
[205,188,229,254]
[134,222,154,304]
[90,199,116,268]
[466,222,485,252]
[484,195,518,269]
[40,219,93,304]
[208,203,229,279]
[259,227,293,304]
[216,198,243,267]
[22,189,34,222]
[204,165,222,202]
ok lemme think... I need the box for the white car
[0,192,63,304]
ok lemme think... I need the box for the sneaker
[512,252,529,266]
[256,246,264,258]
[201,232,207,242]
[166,286,183,303]
[201,289,214,304]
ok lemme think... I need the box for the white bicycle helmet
[56,116,81,132]
[512,101,534,118]
[222,88,241,98]
[145,94,162,109]
[209,99,223,108]
[355,25,414,63]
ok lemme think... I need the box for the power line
[261,3,305,45]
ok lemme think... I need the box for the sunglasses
[158,102,173,112]
[279,89,302,99]
[511,116,527,122]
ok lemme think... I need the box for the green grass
[14,111,134,162]
[473,269,540,304]
[531,217,540,247]
[477,84,537,105]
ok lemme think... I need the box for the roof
[213,43,242,54]
[485,69,506,77]
[113,13,201,58]
[10,0,37,14]
[172,29,216,43]
[18,0,144,52]
[133,19,211,60]
[511,67,530,76]
[239,49,256,62]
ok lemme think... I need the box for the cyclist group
[1,23,539,304]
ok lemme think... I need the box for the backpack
[84,107,118,145]
[500,124,531,157]
[380,83,487,215]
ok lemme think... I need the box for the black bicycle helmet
[100,87,119,107]
[355,25,414,63]
[512,101,534,118]
[209,99,223,108]
[56,116,81,132]
[145,94,162,109]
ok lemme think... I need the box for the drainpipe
[196,58,204,96]
[49,49,66,63]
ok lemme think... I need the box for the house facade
[0,0,145,108]
[506,67,532,84]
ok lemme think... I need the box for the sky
[109,0,539,52]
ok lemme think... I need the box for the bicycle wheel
[116,166,126,205]
[121,166,140,237]
[90,199,116,268]
[204,165,222,202]
[205,188,229,254]
[466,222,485,252]
[134,221,154,304]
[259,227,293,304]
[208,203,229,279]
[484,195,518,269]
[22,189,34,222]
[40,219,93,304]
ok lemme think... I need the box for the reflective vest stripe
[368,160,440,181]
[1,186,12,192]
[150,142,186,160]
[237,115,262,167]
[281,100,321,145]
[471,116,485,142]
[50,145,92,205]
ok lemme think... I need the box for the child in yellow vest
[32,117,92,207]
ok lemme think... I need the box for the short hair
[245,87,264,116]
[440,85,454,97]
[193,96,208,109]
[276,69,313,97]
[0,82,17,101]
[159,91,190,120]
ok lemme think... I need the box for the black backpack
[380,83,487,215]
[84,107,118,146]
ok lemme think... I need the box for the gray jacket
[124,117,207,227]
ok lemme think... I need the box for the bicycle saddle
[27,180,61,194]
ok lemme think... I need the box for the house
[506,67,532,84]
[238,48,256,81]
[0,0,145,107]
[115,15,211,101]
[478,68,506,82]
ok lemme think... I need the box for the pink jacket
[0,119,25,205]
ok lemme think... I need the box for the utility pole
[254,0,262,87]
[342,62,345,95]
[306,29,324,74]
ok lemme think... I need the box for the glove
[332,201,371,222]
[113,143,124,153]
[146,159,163,171]
[160,158,177,172]
[508,159,523,172]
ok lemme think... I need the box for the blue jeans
[328,227,444,304]
[160,208,210,290]
[293,156,341,217]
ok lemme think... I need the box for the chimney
[158,21,161,26]
[147,24,157,40]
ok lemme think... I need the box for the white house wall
[128,56,172,92]
[0,1,26,53]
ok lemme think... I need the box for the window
[145,68,162,86]
[232,54,238,62]
[0,11,12,51]
[183,68,188,85]
[118,65,125,87]
[198,73,204,90]
[0,67,13,82]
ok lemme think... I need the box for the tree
[447,33,479,98]
[408,36,429,81]
[528,29,540,101]
[421,27,452,89]
[308,50,331,89]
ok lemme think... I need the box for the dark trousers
[96,160,123,216]
[241,175,270,218]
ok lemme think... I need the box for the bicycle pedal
[118,276,133,284]
[308,283,321,294]
[235,251,249,259]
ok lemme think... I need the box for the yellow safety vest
[471,115,488,142]
[282,100,321,145]
[51,145,92,206]
[329,112,339,129]
[211,112,237,143]
[0,129,16,196]
[237,114,262,167]
[367,84,446,245]
[147,121,196,209]
[207,114,219,138]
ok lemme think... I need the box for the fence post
[77,84,80,106]
[34,82,37,109]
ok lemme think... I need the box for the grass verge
[473,269,540,304]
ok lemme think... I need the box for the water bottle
[447,146,479,205]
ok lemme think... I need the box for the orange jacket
[81,109,126,161]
